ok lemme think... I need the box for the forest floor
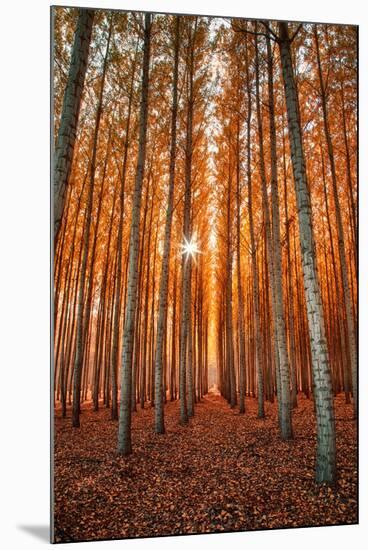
[53,391,357,543]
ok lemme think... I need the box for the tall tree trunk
[340,82,357,274]
[236,120,246,414]
[72,18,113,428]
[282,119,298,407]
[141,197,154,409]
[314,27,357,416]
[154,18,180,434]
[149,218,159,406]
[226,156,236,409]
[93,189,117,410]
[110,42,138,420]
[57,177,87,413]
[131,173,151,412]
[321,147,351,402]
[170,258,178,401]
[118,13,152,455]
[264,31,293,439]
[245,37,264,418]
[54,8,94,240]
[255,29,283,422]
[278,22,336,483]
[179,19,197,425]
[187,265,195,416]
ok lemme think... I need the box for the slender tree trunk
[131,174,151,412]
[154,18,180,434]
[236,123,246,413]
[278,22,336,483]
[225,156,236,409]
[118,14,152,455]
[58,251,74,412]
[110,43,138,421]
[179,19,197,425]
[140,202,153,409]
[264,32,293,438]
[254,31,283,420]
[54,184,74,332]
[314,27,357,416]
[187,265,195,416]
[94,189,117,410]
[149,219,159,406]
[57,176,87,412]
[245,38,264,418]
[54,8,94,240]
[72,19,113,428]
[340,83,357,273]
[321,148,351,402]
[282,120,298,407]
[170,258,178,401]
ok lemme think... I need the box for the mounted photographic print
[51,3,358,543]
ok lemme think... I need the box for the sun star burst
[181,236,201,259]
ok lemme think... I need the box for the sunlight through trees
[53,8,357,488]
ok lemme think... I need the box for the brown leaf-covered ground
[53,391,357,543]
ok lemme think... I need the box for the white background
[0,0,366,548]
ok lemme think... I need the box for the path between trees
[54,393,356,542]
